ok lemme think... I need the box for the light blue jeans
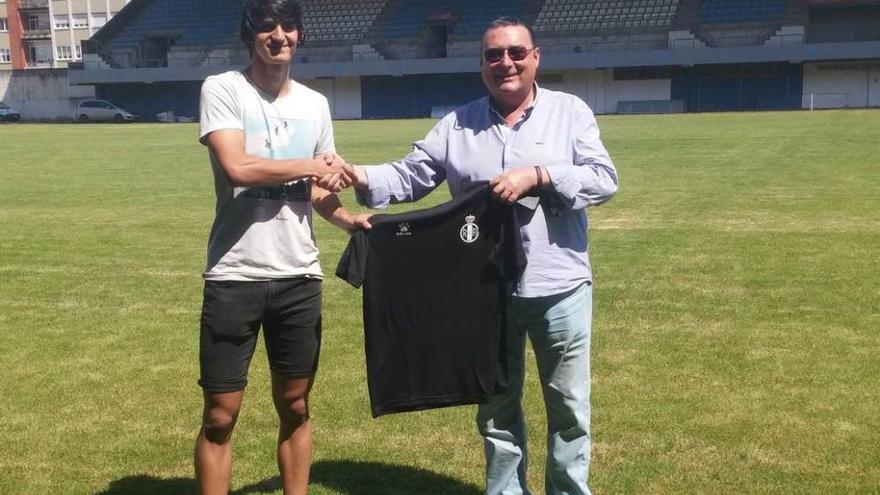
[477,282,593,495]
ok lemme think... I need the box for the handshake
[314,153,367,193]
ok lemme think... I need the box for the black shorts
[198,278,322,393]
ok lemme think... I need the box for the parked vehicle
[0,102,21,122]
[75,99,138,123]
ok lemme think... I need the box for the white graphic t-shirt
[198,70,334,281]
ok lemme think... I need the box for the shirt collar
[488,82,541,124]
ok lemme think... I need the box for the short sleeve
[199,75,243,145]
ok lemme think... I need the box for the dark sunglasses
[255,19,299,33]
[483,46,536,63]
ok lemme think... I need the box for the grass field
[1,110,878,494]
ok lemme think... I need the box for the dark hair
[485,16,536,47]
[239,0,306,53]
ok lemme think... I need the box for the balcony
[25,60,57,69]
[19,0,50,10]
[22,22,52,39]
[22,29,52,39]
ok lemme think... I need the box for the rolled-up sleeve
[545,99,618,211]
[357,118,450,208]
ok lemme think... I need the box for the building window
[0,49,11,64]
[0,17,7,32]
[28,13,42,30]
[75,45,81,60]
[27,44,53,65]
[91,14,107,28]
[72,14,88,29]
[54,15,70,29]
[57,45,72,60]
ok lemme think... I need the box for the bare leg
[195,390,244,495]
[272,373,315,495]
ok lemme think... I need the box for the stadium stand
[380,0,528,39]
[697,0,785,24]
[101,0,388,48]
[533,0,680,33]
[103,0,238,49]
[94,0,388,67]
[807,4,880,43]
[302,0,387,43]
[94,0,240,67]
[687,0,792,49]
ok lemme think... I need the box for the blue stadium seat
[533,0,680,33]
[301,0,387,43]
[697,0,785,24]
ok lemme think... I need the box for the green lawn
[1,110,878,494]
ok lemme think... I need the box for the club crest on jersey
[460,214,479,244]
[396,222,412,237]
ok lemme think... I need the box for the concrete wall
[873,70,880,107]
[0,68,94,120]
[539,69,672,114]
[302,76,363,120]
[803,62,880,109]
[6,64,877,122]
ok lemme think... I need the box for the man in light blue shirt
[349,16,618,495]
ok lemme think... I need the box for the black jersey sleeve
[336,230,369,288]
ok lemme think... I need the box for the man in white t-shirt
[195,1,369,494]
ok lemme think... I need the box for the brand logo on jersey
[396,222,412,237]
[460,214,479,244]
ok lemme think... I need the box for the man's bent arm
[206,129,342,187]
[544,102,618,210]
[312,184,372,233]
[351,118,450,208]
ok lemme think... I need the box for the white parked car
[75,99,138,123]
[0,102,21,122]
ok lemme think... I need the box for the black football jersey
[337,183,524,417]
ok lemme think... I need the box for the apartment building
[0,0,130,69]
[1,2,9,67]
